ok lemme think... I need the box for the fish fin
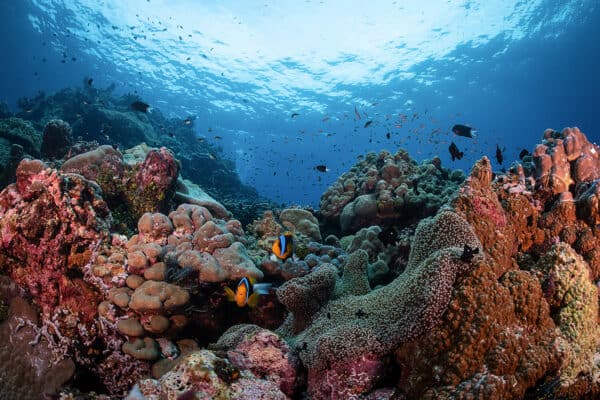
[224,286,236,302]
[247,292,260,308]
[471,130,478,137]
[253,283,272,295]
[247,276,257,286]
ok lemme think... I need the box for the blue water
[1,0,599,207]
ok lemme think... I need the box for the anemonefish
[271,231,294,261]
[224,277,271,308]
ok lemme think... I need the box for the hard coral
[213,324,302,396]
[129,349,288,400]
[530,243,600,397]
[394,261,561,400]
[61,144,180,221]
[0,159,110,318]
[41,118,72,159]
[320,149,463,233]
[533,127,600,194]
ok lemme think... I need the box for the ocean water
[0,0,599,207]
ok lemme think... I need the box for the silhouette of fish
[315,165,329,172]
[452,124,477,138]
[449,142,464,161]
[519,149,530,160]
[496,144,505,164]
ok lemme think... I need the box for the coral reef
[0,276,75,399]
[61,144,179,223]
[13,85,262,207]
[267,209,481,397]
[127,349,288,399]
[1,122,599,399]
[0,117,41,157]
[41,118,73,159]
[319,149,464,233]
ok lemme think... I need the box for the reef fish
[272,231,294,261]
[449,142,464,161]
[496,144,505,164]
[452,124,477,138]
[224,277,271,308]
[315,165,329,172]
[364,120,373,128]
[519,149,530,160]
[131,101,150,113]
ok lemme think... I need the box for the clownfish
[271,231,294,261]
[224,277,272,308]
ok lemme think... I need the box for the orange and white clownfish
[224,277,272,308]
[271,231,294,261]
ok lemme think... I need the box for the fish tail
[253,283,272,295]
[471,130,478,137]
[224,286,236,302]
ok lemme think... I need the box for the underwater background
[2,1,600,399]
[1,0,599,206]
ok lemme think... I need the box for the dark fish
[291,112,299,118]
[354,105,361,120]
[131,101,150,112]
[315,165,329,172]
[519,149,530,160]
[364,120,373,128]
[452,124,477,138]
[460,244,479,262]
[168,132,175,138]
[449,142,464,161]
[183,118,192,125]
[112,143,119,150]
[386,131,391,139]
[214,135,222,140]
[495,144,504,164]
[87,78,93,86]
[378,227,398,246]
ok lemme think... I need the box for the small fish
[291,112,300,118]
[168,132,175,138]
[378,227,398,246]
[495,144,504,165]
[86,78,93,86]
[315,165,329,172]
[224,277,272,308]
[214,135,222,140]
[131,101,150,113]
[197,137,206,142]
[413,178,420,195]
[460,244,479,262]
[452,124,477,138]
[386,131,391,139]
[449,142,464,161]
[354,105,361,120]
[364,120,373,128]
[271,231,294,261]
[519,149,530,160]
[183,118,192,125]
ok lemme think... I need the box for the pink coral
[307,353,385,400]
